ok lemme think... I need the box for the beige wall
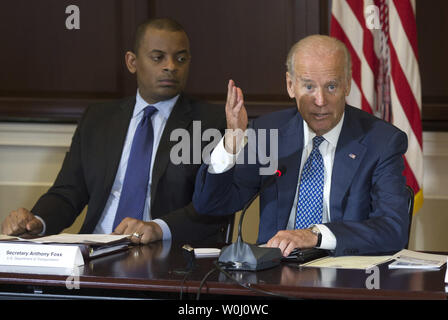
[1,123,447,252]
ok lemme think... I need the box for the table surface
[0,241,446,300]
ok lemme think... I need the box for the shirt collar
[134,89,179,119]
[303,112,345,148]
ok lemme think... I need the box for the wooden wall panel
[0,0,149,121]
[157,0,325,115]
[417,0,448,131]
[0,0,327,121]
[0,0,446,130]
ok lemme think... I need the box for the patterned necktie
[113,106,158,230]
[295,136,325,229]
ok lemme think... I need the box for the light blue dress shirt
[93,90,179,238]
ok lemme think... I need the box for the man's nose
[163,57,176,72]
[314,87,327,106]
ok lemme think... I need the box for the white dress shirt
[208,113,346,250]
[93,90,179,238]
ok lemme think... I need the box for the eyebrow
[299,77,341,85]
[149,49,189,55]
[299,77,314,83]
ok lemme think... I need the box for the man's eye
[152,55,163,62]
[305,84,313,90]
[328,85,336,91]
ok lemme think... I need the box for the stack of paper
[388,249,448,270]
[301,255,392,270]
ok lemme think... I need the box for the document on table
[301,255,393,270]
[388,249,448,270]
[0,233,130,244]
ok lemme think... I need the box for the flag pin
[349,153,356,159]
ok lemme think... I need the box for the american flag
[330,0,423,213]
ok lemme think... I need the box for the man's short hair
[133,18,187,54]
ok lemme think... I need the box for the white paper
[194,248,221,258]
[388,249,448,270]
[20,233,130,244]
[0,233,130,245]
[301,255,392,270]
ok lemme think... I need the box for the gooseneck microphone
[218,167,286,271]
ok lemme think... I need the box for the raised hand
[224,79,248,154]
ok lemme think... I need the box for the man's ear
[345,78,352,97]
[286,72,295,99]
[125,51,137,74]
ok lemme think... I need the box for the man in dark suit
[2,18,228,244]
[193,35,409,256]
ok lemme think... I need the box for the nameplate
[0,242,84,268]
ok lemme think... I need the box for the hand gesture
[224,79,248,154]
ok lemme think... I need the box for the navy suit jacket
[193,105,409,256]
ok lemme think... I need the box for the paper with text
[301,255,393,270]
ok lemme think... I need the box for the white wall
[1,122,447,251]
[0,123,85,233]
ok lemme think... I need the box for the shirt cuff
[152,218,172,241]
[208,135,247,174]
[34,215,46,236]
[314,224,337,250]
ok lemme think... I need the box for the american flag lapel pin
[349,153,356,159]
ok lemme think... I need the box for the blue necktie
[295,136,325,229]
[113,106,157,230]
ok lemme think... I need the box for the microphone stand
[218,168,285,271]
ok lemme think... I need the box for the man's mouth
[312,113,330,120]
[158,79,179,86]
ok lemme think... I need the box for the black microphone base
[218,242,282,271]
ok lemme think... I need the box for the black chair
[405,185,415,249]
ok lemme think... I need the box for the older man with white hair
[193,35,409,257]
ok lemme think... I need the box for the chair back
[405,185,415,249]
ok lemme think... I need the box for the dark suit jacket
[193,105,410,255]
[32,94,229,243]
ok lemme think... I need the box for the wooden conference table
[0,240,446,300]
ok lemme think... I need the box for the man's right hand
[1,208,43,237]
[224,79,248,154]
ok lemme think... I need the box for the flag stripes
[330,0,423,212]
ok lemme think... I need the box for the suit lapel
[103,97,135,194]
[276,112,304,231]
[330,106,366,222]
[150,95,192,207]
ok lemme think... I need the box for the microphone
[218,167,286,271]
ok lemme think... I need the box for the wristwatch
[309,225,322,248]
